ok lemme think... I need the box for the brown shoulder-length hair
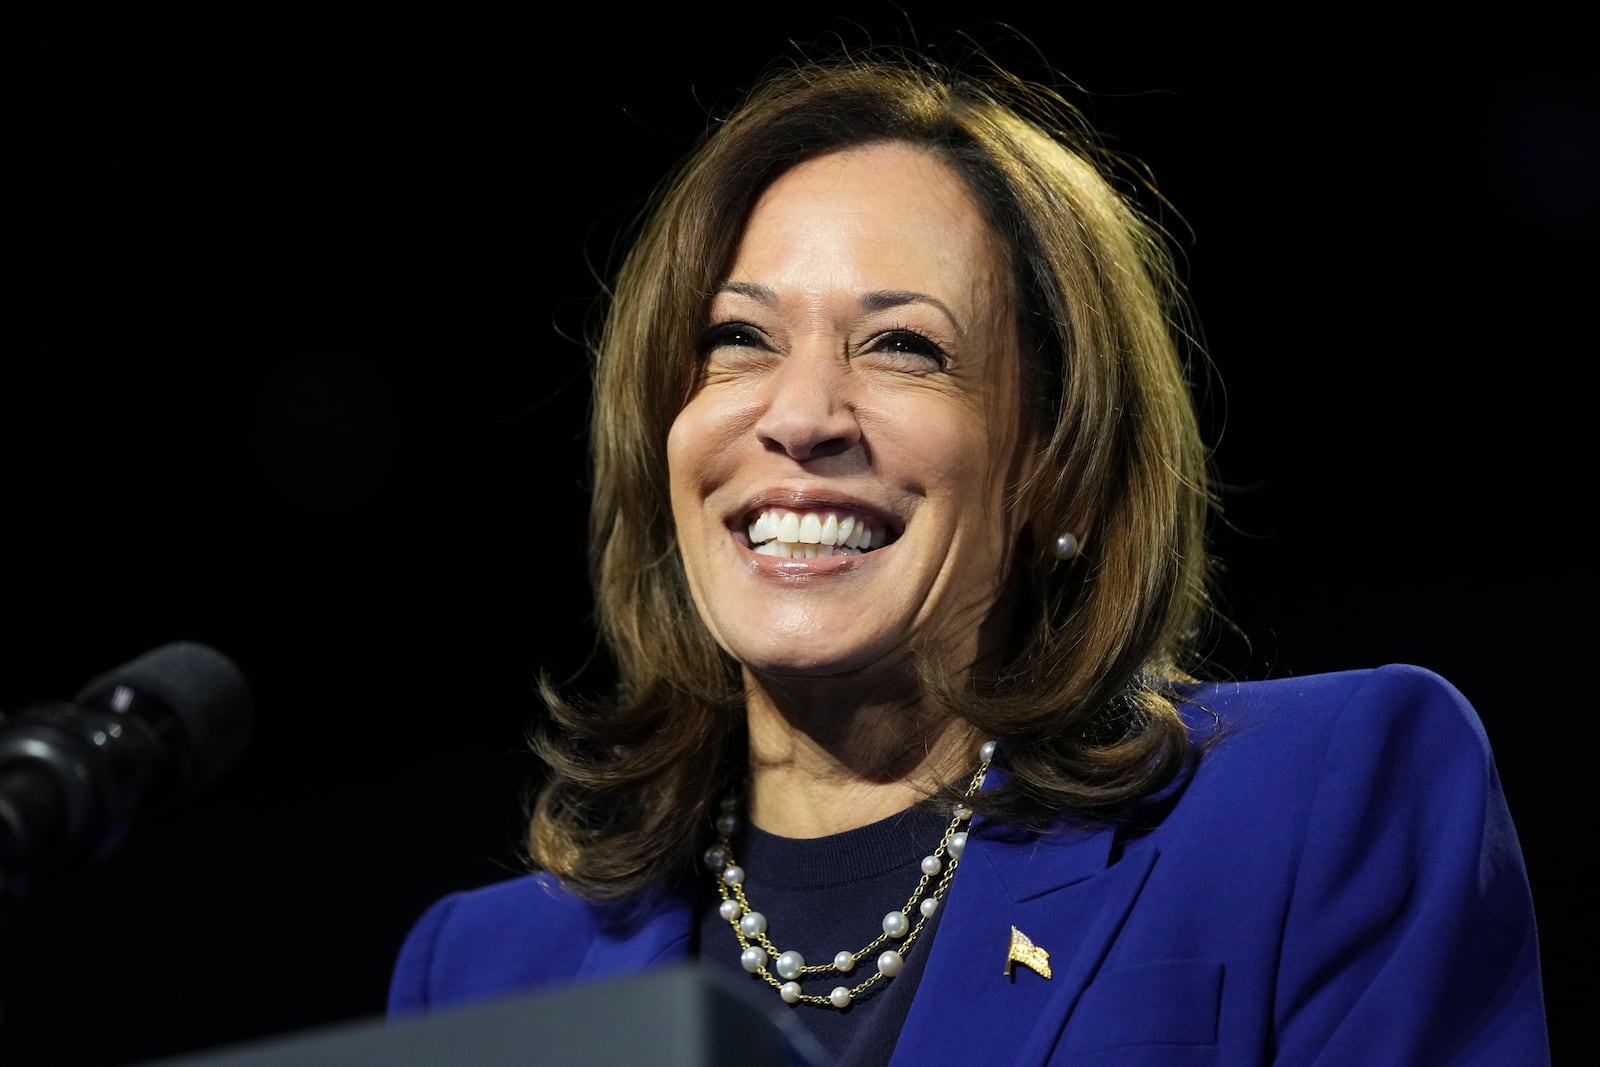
[527,45,1218,900]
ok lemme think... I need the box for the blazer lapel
[890,819,1158,1067]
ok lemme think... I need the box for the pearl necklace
[706,740,995,1010]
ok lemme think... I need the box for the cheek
[667,392,719,474]
[665,410,705,535]
[935,413,1030,552]
[665,409,695,487]
[922,407,1017,501]
[666,395,739,520]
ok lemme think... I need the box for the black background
[2,8,1592,1064]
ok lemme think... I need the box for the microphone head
[73,641,254,797]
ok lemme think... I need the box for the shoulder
[1148,663,1511,854]
[408,872,605,955]
[1166,668,1548,1061]
[1182,662,1490,770]
[387,870,698,1016]
[1186,661,1478,727]
[387,873,603,1015]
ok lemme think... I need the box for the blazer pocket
[1060,958,1223,1060]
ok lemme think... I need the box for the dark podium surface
[138,963,832,1067]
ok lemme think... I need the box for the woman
[388,46,1549,1065]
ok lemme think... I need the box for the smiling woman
[385,42,1550,1066]
[668,143,1030,787]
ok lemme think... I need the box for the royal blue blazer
[388,664,1550,1064]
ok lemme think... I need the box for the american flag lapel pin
[1005,924,1052,979]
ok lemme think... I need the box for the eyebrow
[715,282,966,335]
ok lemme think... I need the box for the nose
[752,346,861,461]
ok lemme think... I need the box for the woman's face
[666,141,1031,685]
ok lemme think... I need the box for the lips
[744,506,895,558]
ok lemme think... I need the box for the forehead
[729,142,1009,313]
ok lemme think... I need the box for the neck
[740,673,980,838]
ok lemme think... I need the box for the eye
[700,320,768,355]
[864,328,948,370]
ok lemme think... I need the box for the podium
[139,962,832,1066]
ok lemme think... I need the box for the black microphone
[0,641,253,883]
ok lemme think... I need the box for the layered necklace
[706,739,995,1009]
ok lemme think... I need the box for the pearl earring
[1053,532,1081,560]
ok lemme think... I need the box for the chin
[732,634,913,684]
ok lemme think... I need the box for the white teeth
[753,541,856,558]
[745,507,886,556]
